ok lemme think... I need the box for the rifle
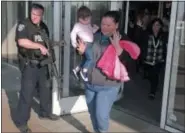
[39,29,65,99]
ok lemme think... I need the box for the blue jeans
[85,83,120,132]
[80,42,93,70]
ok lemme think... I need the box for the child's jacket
[97,40,140,81]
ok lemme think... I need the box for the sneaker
[80,70,88,82]
[18,125,32,133]
[73,68,80,80]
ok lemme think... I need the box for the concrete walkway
[1,62,165,132]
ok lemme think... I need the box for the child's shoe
[80,68,88,82]
[73,66,80,80]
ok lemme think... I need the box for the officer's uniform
[15,18,52,127]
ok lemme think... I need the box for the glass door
[51,1,112,116]
[69,1,111,96]
[160,1,185,132]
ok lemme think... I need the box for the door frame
[51,1,88,116]
[160,1,184,132]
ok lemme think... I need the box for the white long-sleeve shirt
[70,22,98,48]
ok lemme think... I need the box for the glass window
[166,2,185,132]
[1,1,26,64]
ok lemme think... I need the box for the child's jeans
[79,42,93,70]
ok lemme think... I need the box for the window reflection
[166,2,185,132]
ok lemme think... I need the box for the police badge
[18,24,25,31]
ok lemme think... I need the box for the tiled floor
[114,68,164,126]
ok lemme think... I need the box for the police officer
[15,3,59,133]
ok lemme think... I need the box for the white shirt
[70,22,98,48]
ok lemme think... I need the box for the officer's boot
[18,125,32,133]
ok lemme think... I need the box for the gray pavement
[1,62,165,132]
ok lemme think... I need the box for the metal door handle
[180,24,184,46]
[177,21,185,46]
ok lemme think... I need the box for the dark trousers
[136,55,142,73]
[143,63,164,94]
[15,64,51,127]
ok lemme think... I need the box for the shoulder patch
[18,24,25,31]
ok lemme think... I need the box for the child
[70,6,99,81]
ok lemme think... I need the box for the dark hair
[102,11,120,23]
[77,6,92,19]
[151,18,163,26]
[31,3,44,12]
[148,18,164,36]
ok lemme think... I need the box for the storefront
[1,1,184,133]
[39,2,185,132]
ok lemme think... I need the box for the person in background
[135,18,167,100]
[131,11,151,74]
